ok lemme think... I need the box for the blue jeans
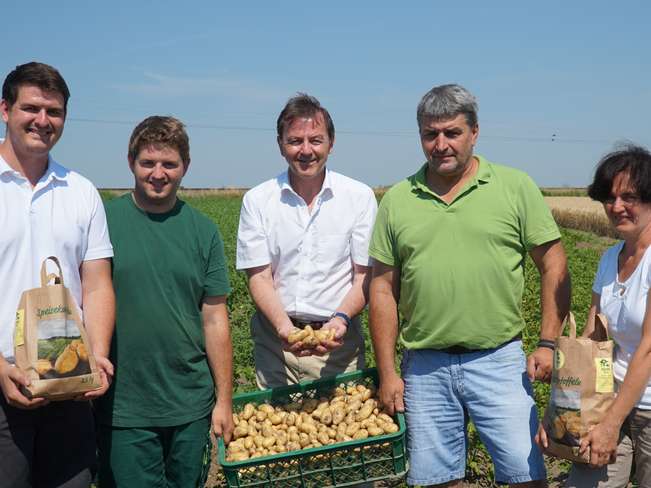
[402,340,546,485]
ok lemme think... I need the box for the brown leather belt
[290,317,325,330]
[438,334,522,354]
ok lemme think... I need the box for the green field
[186,194,614,486]
[105,192,615,486]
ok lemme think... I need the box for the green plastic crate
[218,368,407,487]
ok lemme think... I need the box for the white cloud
[113,70,283,102]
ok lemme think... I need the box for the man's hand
[323,316,347,340]
[316,316,347,353]
[378,372,405,416]
[82,356,114,400]
[534,422,549,449]
[211,399,234,444]
[580,419,620,467]
[0,361,49,409]
[275,322,318,356]
[277,320,345,357]
[276,322,296,349]
[527,346,554,382]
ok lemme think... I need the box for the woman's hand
[579,418,620,467]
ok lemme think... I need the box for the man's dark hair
[2,62,70,112]
[588,143,651,203]
[276,93,335,141]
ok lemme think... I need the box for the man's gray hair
[417,84,478,130]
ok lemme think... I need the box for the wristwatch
[330,311,351,328]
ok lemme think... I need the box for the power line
[65,117,611,145]
[68,117,274,132]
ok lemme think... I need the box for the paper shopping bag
[542,312,615,463]
[14,256,102,400]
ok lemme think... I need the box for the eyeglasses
[603,193,641,207]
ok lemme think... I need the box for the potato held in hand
[287,325,336,348]
[314,328,336,342]
[287,328,310,344]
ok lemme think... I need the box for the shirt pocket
[317,233,351,266]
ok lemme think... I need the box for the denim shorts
[402,340,546,485]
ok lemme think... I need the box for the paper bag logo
[36,305,71,318]
[554,349,565,370]
[552,375,582,387]
[14,309,25,347]
[595,357,614,393]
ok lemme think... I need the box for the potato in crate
[218,368,407,487]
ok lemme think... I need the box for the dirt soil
[203,447,617,488]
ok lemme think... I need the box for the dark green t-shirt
[96,194,231,427]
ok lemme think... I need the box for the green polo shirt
[369,155,559,350]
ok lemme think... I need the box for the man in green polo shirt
[368,84,570,487]
[96,116,234,487]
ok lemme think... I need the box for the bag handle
[591,313,610,341]
[566,312,578,339]
[40,256,64,286]
[564,311,610,341]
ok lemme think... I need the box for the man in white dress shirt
[236,93,377,388]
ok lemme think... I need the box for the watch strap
[331,311,351,328]
[537,339,556,350]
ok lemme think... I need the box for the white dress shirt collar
[277,168,334,201]
[0,153,69,189]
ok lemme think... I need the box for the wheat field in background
[544,196,616,238]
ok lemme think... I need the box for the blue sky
[2,1,650,188]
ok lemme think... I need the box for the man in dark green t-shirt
[96,116,234,488]
[369,84,571,487]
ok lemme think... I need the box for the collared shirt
[0,154,113,361]
[236,169,377,320]
[369,155,560,350]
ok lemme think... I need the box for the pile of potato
[287,325,335,347]
[226,383,399,462]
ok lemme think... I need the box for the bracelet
[331,311,351,328]
[537,339,556,350]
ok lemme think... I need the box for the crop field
[540,188,588,197]
[545,196,615,238]
[102,192,618,487]
[184,195,617,487]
